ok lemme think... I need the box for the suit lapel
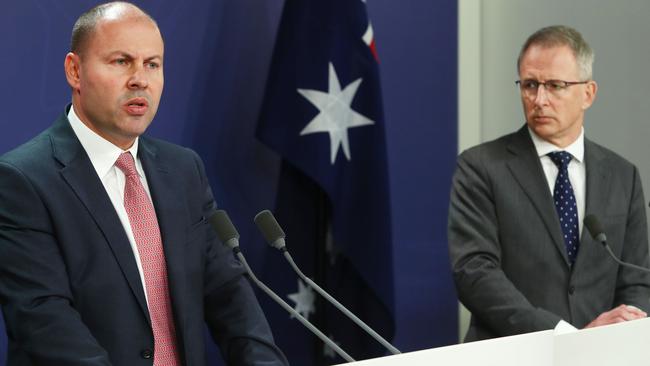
[138,139,188,349]
[506,126,570,266]
[583,139,611,220]
[49,113,150,321]
[577,139,611,265]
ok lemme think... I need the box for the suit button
[141,349,153,359]
[568,285,575,295]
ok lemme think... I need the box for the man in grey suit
[448,25,650,341]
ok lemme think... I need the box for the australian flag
[256,0,394,364]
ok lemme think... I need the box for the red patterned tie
[115,152,180,366]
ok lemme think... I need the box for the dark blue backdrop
[0,0,457,364]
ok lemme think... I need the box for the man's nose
[533,84,550,106]
[127,65,149,89]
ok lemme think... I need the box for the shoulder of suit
[0,127,57,171]
[585,138,636,171]
[458,129,523,162]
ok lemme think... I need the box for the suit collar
[49,108,150,324]
[528,126,585,163]
[582,139,611,229]
[506,126,571,267]
[67,105,144,180]
[49,107,87,167]
[505,126,613,269]
[50,108,191,354]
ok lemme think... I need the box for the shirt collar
[67,105,142,179]
[528,126,585,163]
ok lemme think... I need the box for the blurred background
[0,0,649,365]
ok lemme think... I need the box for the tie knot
[115,152,138,177]
[548,151,573,169]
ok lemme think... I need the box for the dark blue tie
[548,151,579,265]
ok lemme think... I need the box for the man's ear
[582,80,598,110]
[64,52,81,91]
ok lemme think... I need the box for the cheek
[83,75,118,97]
[154,75,164,93]
[151,82,164,104]
[556,103,579,124]
[522,100,534,114]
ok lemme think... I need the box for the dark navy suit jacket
[0,109,288,366]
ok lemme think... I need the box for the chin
[124,117,153,131]
[530,124,555,139]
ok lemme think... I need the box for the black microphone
[253,209,401,355]
[209,210,355,363]
[584,214,650,273]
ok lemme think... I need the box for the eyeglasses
[515,79,589,98]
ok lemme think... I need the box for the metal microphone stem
[282,250,401,355]
[234,249,355,363]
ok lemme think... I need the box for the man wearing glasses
[448,25,650,341]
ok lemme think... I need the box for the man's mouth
[124,98,149,116]
[532,114,552,121]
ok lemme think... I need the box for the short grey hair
[517,25,594,80]
[70,1,158,55]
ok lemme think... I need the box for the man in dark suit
[0,2,288,365]
[448,25,650,341]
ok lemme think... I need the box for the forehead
[86,16,164,57]
[519,44,579,78]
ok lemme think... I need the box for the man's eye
[146,62,159,69]
[115,59,128,65]
[523,81,538,89]
[548,81,566,90]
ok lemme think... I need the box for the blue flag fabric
[257,0,394,363]
[0,312,5,365]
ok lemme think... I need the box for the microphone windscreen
[210,210,240,243]
[584,214,604,240]
[254,210,286,245]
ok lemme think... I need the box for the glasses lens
[522,80,539,90]
[547,80,568,91]
[518,80,538,97]
[518,79,585,98]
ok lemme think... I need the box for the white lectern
[554,317,650,366]
[336,317,650,366]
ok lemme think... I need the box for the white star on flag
[287,279,316,319]
[362,22,373,46]
[298,62,375,164]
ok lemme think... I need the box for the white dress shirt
[529,127,586,240]
[529,127,586,331]
[67,105,151,304]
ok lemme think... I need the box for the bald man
[0,2,287,365]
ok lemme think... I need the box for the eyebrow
[105,51,163,61]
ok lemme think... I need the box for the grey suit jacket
[448,126,650,341]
